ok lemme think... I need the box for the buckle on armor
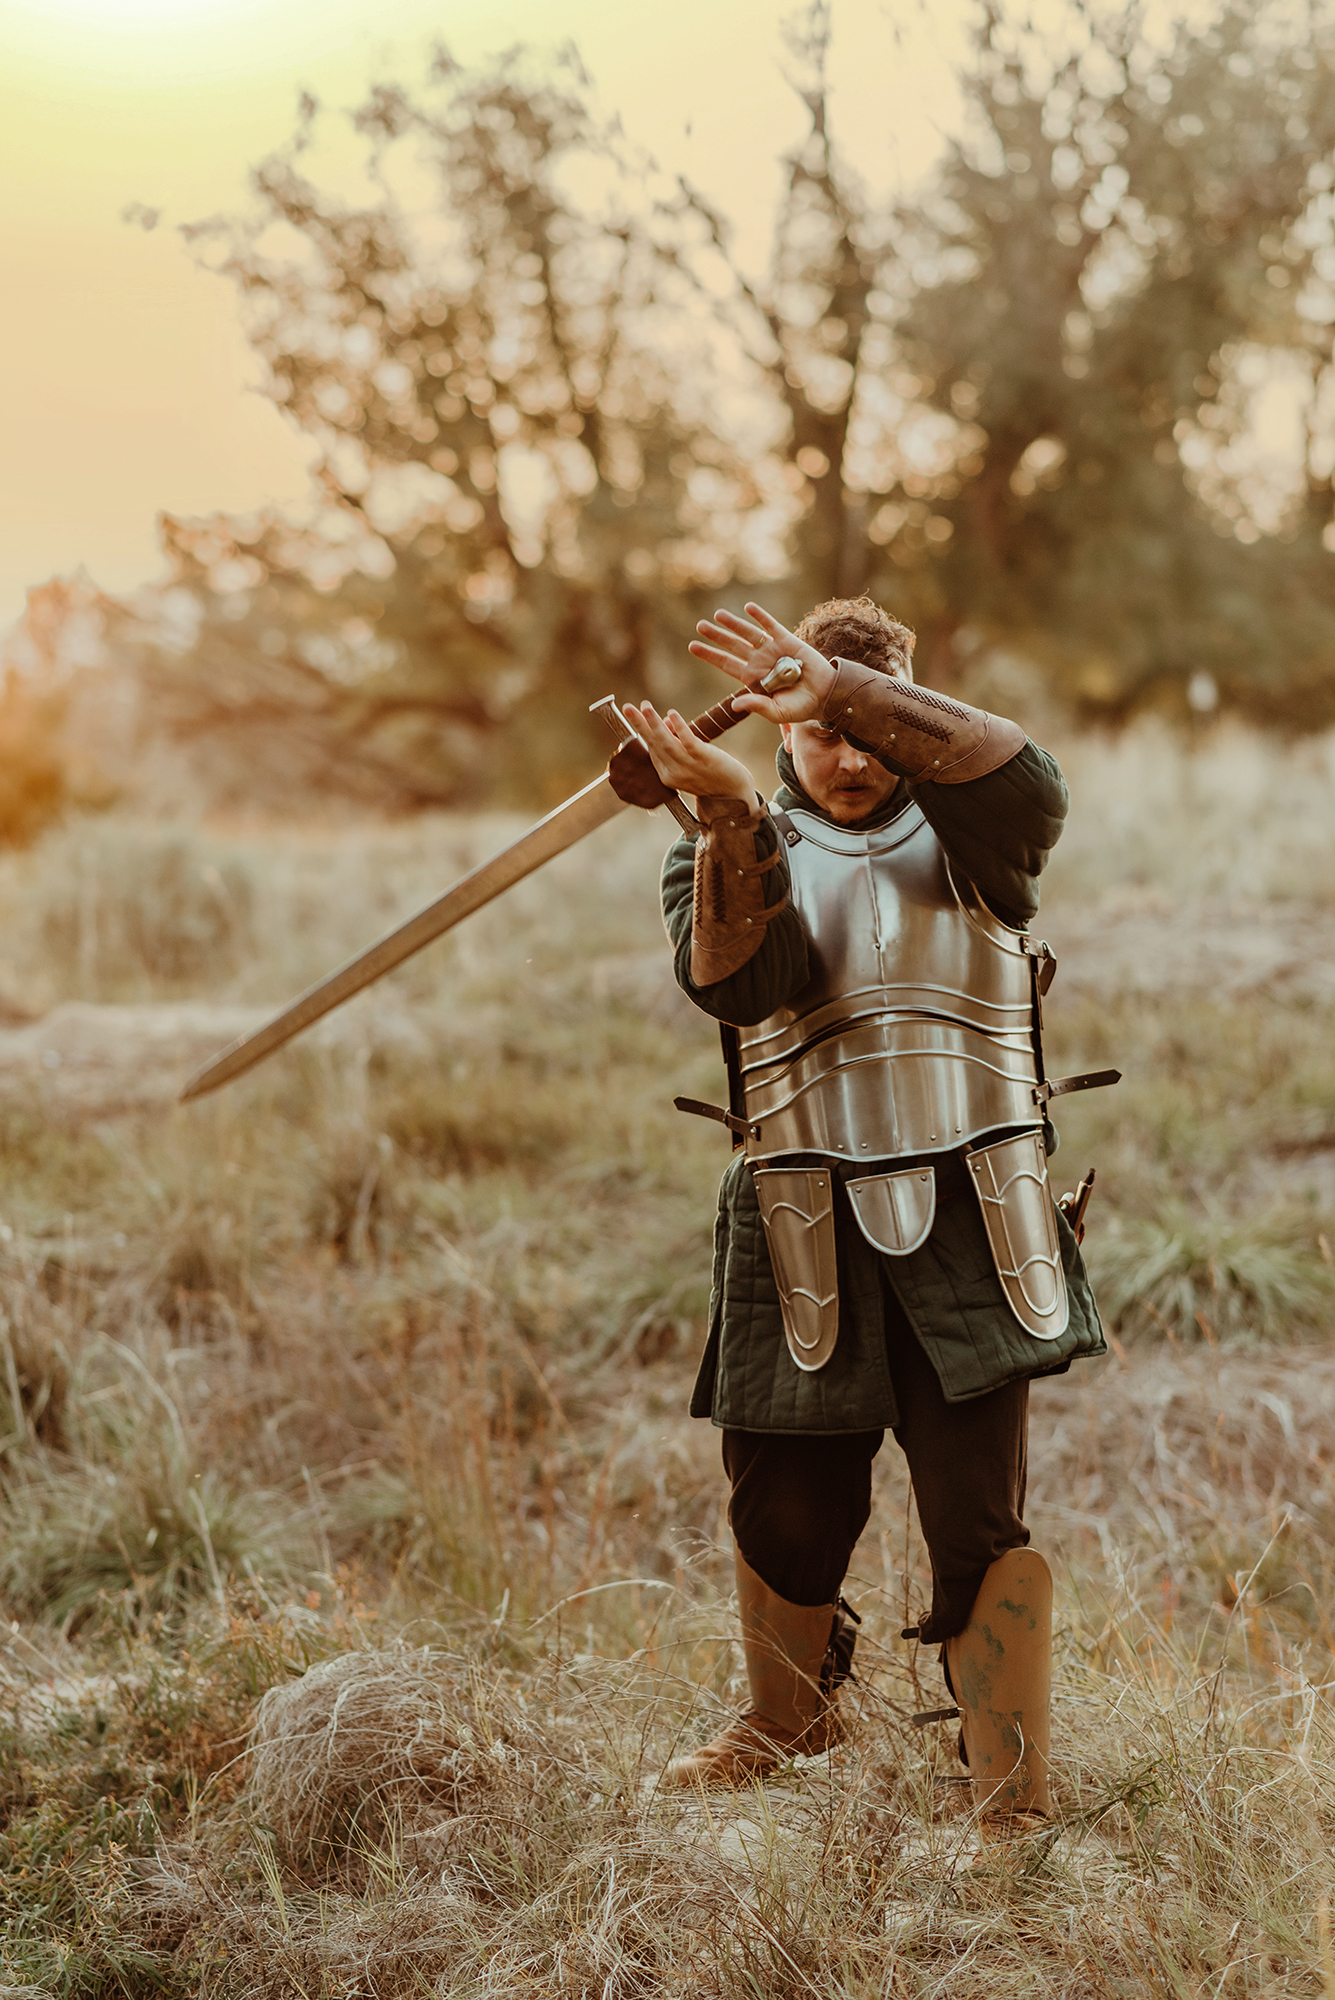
[1021,935,1058,995]
[753,1166,840,1373]
[964,1131,1070,1343]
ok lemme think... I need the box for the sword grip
[1058,1168,1096,1244]
[690,693,747,742]
[691,660,802,740]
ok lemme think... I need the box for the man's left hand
[689,602,835,723]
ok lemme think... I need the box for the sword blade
[179,774,628,1101]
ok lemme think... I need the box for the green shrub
[380,1068,585,1173]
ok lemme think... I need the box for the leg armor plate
[846,1167,937,1256]
[753,1166,840,1372]
[964,1131,1069,1341]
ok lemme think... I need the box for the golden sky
[0,0,966,630]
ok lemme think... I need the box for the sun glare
[10,0,266,28]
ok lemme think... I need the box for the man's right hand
[622,701,757,804]
[689,602,836,724]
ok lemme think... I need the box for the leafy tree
[130,0,1335,813]
[685,3,892,615]
[866,0,1335,717]
[138,11,915,808]
[140,53,759,808]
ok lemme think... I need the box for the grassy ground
[0,723,1331,1994]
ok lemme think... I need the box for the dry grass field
[0,724,1333,1996]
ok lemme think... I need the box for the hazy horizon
[1,0,971,631]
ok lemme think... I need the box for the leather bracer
[690,796,785,987]
[818,659,1025,784]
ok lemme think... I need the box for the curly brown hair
[794,596,915,678]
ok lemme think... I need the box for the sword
[179,662,801,1102]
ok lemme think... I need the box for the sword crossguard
[588,694,638,751]
[590,697,699,832]
[592,660,800,826]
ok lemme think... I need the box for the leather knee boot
[661,1549,847,1788]
[945,1548,1053,1819]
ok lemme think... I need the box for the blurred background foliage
[11,0,1335,821]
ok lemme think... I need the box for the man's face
[782,719,900,824]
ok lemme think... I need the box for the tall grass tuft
[0,1450,298,1624]
[1089,1205,1333,1342]
[27,820,258,1000]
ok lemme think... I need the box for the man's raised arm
[688,600,1067,929]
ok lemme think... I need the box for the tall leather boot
[945,1548,1053,1819]
[661,1549,846,1788]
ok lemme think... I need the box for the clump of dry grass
[246,1646,573,1884]
[131,1597,1335,1997]
[1089,1204,1332,1342]
[1042,721,1335,907]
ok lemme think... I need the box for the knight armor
[738,802,1074,1371]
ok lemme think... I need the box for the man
[613,595,1109,1818]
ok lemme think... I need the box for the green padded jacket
[662,742,1107,1434]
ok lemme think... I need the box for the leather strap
[674,1095,751,1138]
[690,798,786,986]
[1033,1069,1122,1105]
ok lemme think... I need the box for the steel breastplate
[738,803,1042,1164]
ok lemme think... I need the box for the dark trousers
[723,1278,1029,1644]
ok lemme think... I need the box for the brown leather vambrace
[690,796,785,987]
[817,659,1026,784]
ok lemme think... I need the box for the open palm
[688,602,835,725]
